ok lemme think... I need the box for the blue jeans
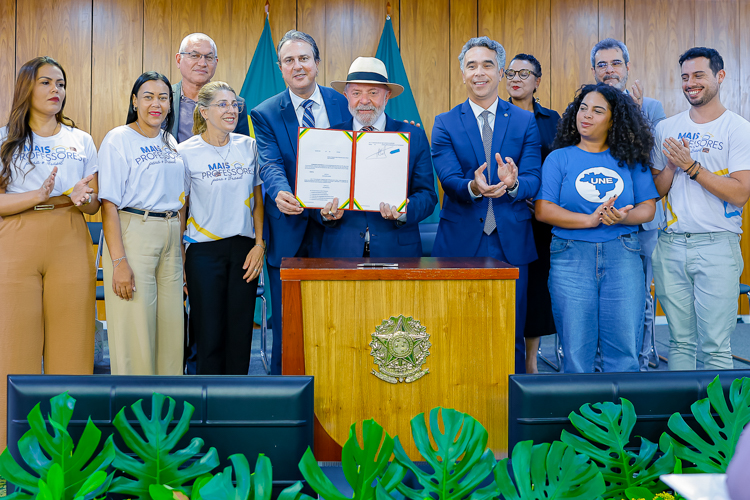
[549,234,644,373]
[653,231,742,370]
[638,228,659,371]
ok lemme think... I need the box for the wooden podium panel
[281,257,518,461]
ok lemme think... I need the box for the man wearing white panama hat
[318,57,437,258]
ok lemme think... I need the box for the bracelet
[112,256,127,269]
[690,164,701,181]
[255,242,266,250]
[686,160,697,174]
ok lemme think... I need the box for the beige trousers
[102,211,183,375]
[0,205,95,450]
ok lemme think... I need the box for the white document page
[295,128,353,209]
[352,131,410,212]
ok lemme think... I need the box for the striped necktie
[302,99,315,128]
[480,110,497,235]
[360,126,376,132]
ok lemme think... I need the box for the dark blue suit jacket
[251,86,350,267]
[431,98,542,265]
[320,116,438,258]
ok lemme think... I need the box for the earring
[133,106,137,111]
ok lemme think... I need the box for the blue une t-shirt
[538,146,659,242]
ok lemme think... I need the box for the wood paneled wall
[2,0,750,310]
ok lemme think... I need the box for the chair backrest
[86,221,103,245]
[418,222,439,257]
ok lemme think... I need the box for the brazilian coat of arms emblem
[369,315,431,383]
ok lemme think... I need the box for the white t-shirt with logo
[98,125,185,212]
[652,109,750,234]
[179,133,262,244]
[0,125,98,196]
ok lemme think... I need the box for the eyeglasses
[504,69,539,80]
[596,60,625,70]
[180,52,217,63]
[208,101,244,113]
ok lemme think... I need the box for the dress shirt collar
[352,112,387,132]
[468,97,499,121]
[290,84,323,110]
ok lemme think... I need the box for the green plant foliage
[280,419,404,500]
[199,454,272,500]
[561,398,676,498]
[659,375,750,473]
[109,393,220,500]
[622,486,655,499]
[36,464,109,500]
[0,393,114,500]
[493,441,605,500]
[389,407,496,500]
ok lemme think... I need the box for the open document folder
[294,127,410,212]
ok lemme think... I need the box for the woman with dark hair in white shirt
[99,71,185,375]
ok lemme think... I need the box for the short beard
[684,85,718,107]
[350,103,385,127]
[597,74,628,92]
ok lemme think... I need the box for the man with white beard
[318,57,437,258]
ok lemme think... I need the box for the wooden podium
[280,257,518,460]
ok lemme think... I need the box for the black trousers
[185,235,258,375]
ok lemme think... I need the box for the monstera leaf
[279,419,403,500]
[109,393,220,500]
[0,393,114,500]
[389,407,497,500]
[561,398,676,498]
[36,464,110,500]
[659,375,750,473]
[493,441,605,500]
[199,454,272,500]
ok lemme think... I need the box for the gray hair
[458,37,506,72]
[277,30,320,63]
[590,38,630,67]
[193,81,236,135]
[179,33,218,57]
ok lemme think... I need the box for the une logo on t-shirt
[575,167,623,203]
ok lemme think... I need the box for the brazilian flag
[375,17,439,223]
[239,16,286,138]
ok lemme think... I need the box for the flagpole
[265,0,269,18]
[386,2,391,20]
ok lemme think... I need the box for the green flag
[239,16,286,138]
[239,15,286,326]
[375,17,439,223]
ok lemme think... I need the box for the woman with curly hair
[535,83,658,373]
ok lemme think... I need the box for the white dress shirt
[466,97,518,198]
[290,84,331,129]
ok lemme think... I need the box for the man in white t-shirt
[652,47,750,370]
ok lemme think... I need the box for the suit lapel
[460,100,487,171]
[322,87,343,126]
[492,100,510,165]
[280,90,300,156]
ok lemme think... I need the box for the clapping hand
[496,154,518,189]
[662,137,694,171]
[70,174,95,206]
[630,79,644,107]
[591,195,633,226]
[37,167,58,203]
[321,197,344,221]
[470,164,507,198]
